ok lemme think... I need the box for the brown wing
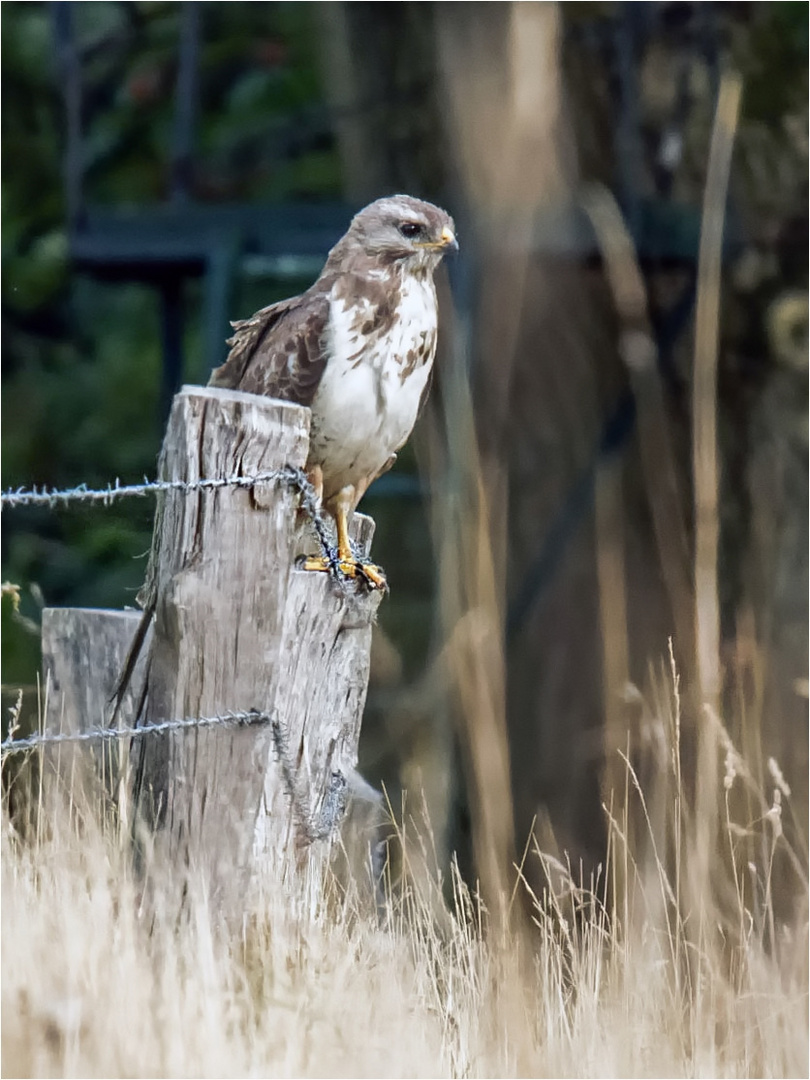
[208,283,332,407]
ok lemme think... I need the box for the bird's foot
[297,553,388,592]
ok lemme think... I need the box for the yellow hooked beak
[440,225,458,250]
[415,226,459,252]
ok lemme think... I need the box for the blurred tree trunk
[434,2,611,872]
[434,2,687,877]
[312,0,677,890]
[313,2,444,201]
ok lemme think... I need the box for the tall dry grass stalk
[424,336,517,931]
[3,664,807,1078]
[692,72,744,922]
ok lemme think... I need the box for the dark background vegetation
[2,2,807,891]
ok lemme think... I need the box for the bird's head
[336,194,458,275]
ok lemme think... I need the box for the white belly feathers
[309,272,437,495]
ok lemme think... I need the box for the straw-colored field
[3,674,806,1079]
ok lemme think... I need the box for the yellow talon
[295,483,387,590]
[298,554,387,591]
[353,560,387,591]
[297,483,388,591]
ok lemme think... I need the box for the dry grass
[2,670,807,1079]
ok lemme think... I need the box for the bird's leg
[307,464,324,505]
[333,486,387,588]
[299,485,387,591]
[334,489,353,562]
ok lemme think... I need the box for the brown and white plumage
[209,194,456,587]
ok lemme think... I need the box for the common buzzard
[210,194,457,588]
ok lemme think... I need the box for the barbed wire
[1,709,273,757]
[3,466,303,510]
[1,466,340,571]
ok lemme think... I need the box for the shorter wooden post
[40,608,150,808]
[43,608,151,734]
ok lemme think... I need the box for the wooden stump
[39,386,383,912]
[129,386,381,909]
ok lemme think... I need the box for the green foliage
[1,584,41,712]
[736,2,809,124]
[1,1,342,689]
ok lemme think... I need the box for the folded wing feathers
[210,298,298,389]
[209,289,331,407]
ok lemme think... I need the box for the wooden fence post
[43,608,151,734]
[128,385,382,908]
[38,385,382,911]
[41,608,152,808]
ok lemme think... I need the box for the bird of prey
[209,194,457,589]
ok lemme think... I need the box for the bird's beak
[415,226,458,252]
[439,226,458,251]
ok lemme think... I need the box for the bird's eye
[399,222,422,239]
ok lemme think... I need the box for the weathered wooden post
[253,512,379,854]
[42,384,383,911]
[133,385,381,905]
[43,608,151,733]
[41,608,152,807]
